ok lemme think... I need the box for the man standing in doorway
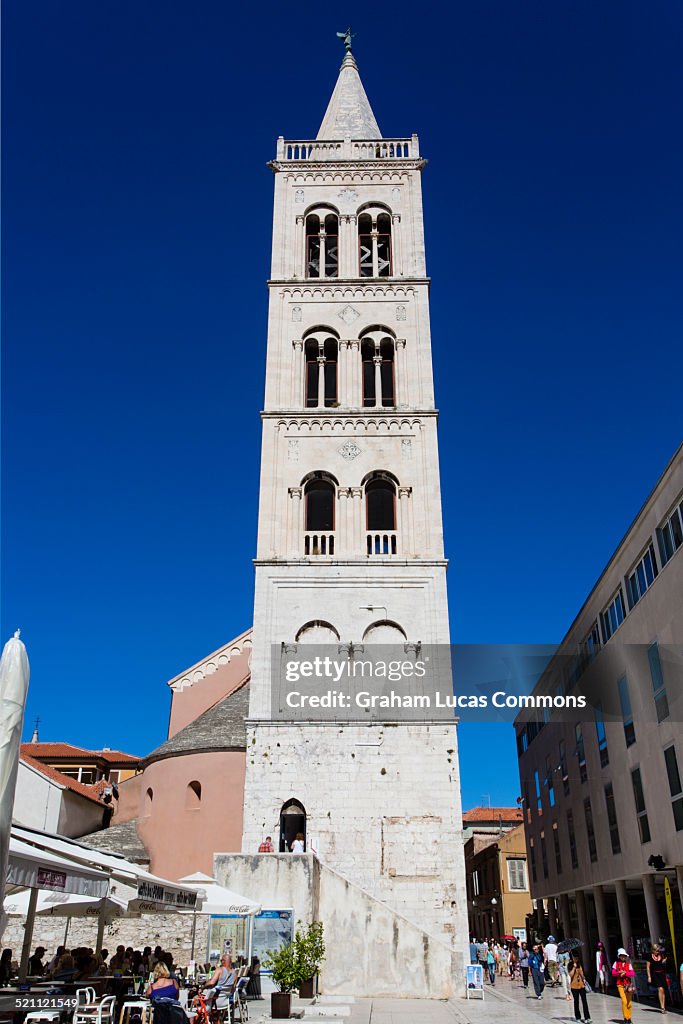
[258,836,274,852]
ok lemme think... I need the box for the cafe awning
[7,837,109,898]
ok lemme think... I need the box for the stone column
[642,873,662,942]
[575,889,591,953]
[339,215,355,278]
[593,884,611,963]
[337,488,351,557]
[317,353,326,409]
[559,893,571,937]
[288,487,303,557]
[295,215,305,278]
[292,340,303,408]
[373,354,382,408]
[350,487,364,555]
[536,898,545,932]
[371,228,379,278]
[348,340,360,407]
[615,880,632,951]
[391,213,401,277]
[395,339,407,408]
[337,341,347,408]
[398,486,412,556]
[548,898,558,937]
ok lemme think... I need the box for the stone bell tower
[241,35,467,958]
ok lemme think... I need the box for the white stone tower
[242,38,467,956]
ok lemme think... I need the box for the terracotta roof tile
[20,742,139,763]
[20,754,106,806]
[462,806,523,823]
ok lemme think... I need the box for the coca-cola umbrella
[557,938,583,953]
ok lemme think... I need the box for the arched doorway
[279,799,306,853]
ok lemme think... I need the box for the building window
[618,675,636,747]
[626,542,658,610]
[472,869,480,896]
[361,334,395,407]
[664,745,683,831]
[595,703,609,767]
[534,769,542,812]
[600,588,626,643]
[648,642,669,722]
[529,838,537,883]
[358,209,392,277]
[186,780,201,809]
[303,473,336,556]
[364,472,398,555]
[545,755,555,807]
[575,723,587,783]
[584,621,601,659]
[559,740,570,796]
[567,810,578,869]
[583,798,597,862]
[540,832,549,879]
[604,783,621,854]
[631,767,651,844]
[108,770,120,784]
[552,821,562,874]
[507,858,527,891]
[523,780,531,824]
[656,499,683,567]
[306,211,338,278]
[304,335,338,407]
[144,787,153,816]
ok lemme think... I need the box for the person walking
[559,950,573,1001]
[518,942,530,989]
[469,938,478,965]
[569,953,592,1022]
[647,944,669,1013]
[613,948,635,1023]
[595,942,608,993]
[546,935,559,987]
[486,944,496,985]
[529,943,546,999]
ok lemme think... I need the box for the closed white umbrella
[0,632,30,937]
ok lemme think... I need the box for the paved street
[252,975,683,1024]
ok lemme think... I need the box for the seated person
[203,955,235,1008]
[145,962,180,1002]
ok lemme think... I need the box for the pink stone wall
[114,772,142,824]
[136,751,246,879]
[168,651,251,738]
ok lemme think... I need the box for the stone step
[316,996,356,1004]
[303,1007,352,1018]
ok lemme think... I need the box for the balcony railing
[277,137,419,162]
[304,532,335,556]
[367,532,398,556]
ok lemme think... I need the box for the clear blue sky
[3,1,682,811]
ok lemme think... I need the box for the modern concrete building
[465,823,533,942]
[516,444,683,963]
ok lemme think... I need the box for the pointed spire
[317,37,382,141]
[31,716,40,743]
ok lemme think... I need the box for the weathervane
[336,27,354,54]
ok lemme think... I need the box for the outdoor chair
[74,994,116,1024]
[232,979,248,1024]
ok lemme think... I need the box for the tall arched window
[360,329,395,408]
[304,332,338,407]
[358,206,392,277]
[364,472,398,555]
[144,787,153,817]
[303,472,336,555]
[306,210,339,278]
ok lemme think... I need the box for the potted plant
[295,921,326,999]
[264,941,300,1019]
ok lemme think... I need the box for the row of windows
[144,781,201,814]
[303,332,396,408]
[305,208,393,279]
[303,471,398,533]
[529,745,683,882]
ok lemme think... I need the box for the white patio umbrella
[178,872,261,961]
[0,632,30,937]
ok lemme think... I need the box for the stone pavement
[249,975,682,1024]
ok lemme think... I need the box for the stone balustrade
[277,136,419,162]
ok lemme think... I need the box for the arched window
[304,333,338,407]
[306,210,339,279]
[303,472,336,555]
[360,329,395,408]
[362,620,408,643]
[358,207,392,277]
[186,781,201,809]
[144,787,153,817]
[364,472,398,555]
[279,799,306,853]
[295,620,340,643]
